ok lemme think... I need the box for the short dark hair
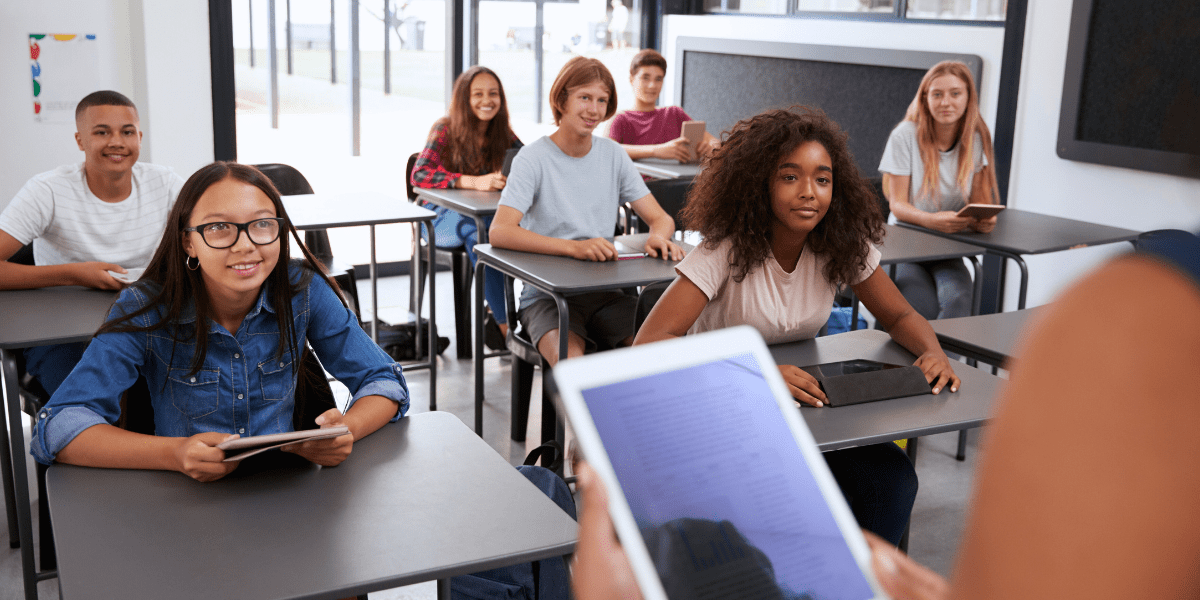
[548,56,618,125]
[630,49,667,76]
[75,90,137,121]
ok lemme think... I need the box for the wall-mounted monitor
[1057,0,1200,179]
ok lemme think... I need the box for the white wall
[0,0,214,213]
[1004,0,1200,307]
[661,15,1007,129]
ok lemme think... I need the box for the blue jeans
[823,443,918,546]
[894,259,973,320]
[24,342,90,396]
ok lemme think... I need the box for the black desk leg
[968,256,983,316]
[474,260,487,436]
[905,438,919,462]
[427,221,438,412]
[1,350,21,549]
[36,461,54,570]
[3,350,40,600]
[956,429,969,461]
[989,250,1029,311]
[438,578,451,600]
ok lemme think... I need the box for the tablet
[680,120,706,163]
[554,326,887,600]
[107,267,146,283]
[955,203,1005,219]
[216,426,350,462]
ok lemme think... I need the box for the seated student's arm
[412,122,506,192]
[628,193,685,260]
[0,229,126,291]
[966,165,997,234]
[852,267,960,394]
[868,256,1200,600]
[286,272,407,467]
[619,138,692,163]
[882,173,971,235]
[489,206,617,261]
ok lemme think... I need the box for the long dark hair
[680,106,884,288]
[98,162,342,378]
[443,66,515,174]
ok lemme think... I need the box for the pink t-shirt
[675,238,881,345]
[607,106,692,145]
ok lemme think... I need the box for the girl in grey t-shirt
[878,61,999,320]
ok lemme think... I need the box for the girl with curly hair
[879,61,998,320]
[635,106,960,546]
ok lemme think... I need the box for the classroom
[2,1,1198,599]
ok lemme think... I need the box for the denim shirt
[31,262,410,464]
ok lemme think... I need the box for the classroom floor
[1,270,984,598]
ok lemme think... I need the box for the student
[30,162,408,482]
[412,66,522,347]
[489,56,684,367]
[0,90,184,394]
[634,107,960,546]
[577,230,1200,600]
[607,49,719,163]
[879,61,999,320]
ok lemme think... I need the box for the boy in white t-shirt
[0,90,184,394]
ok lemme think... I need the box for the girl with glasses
[31,162,409,482]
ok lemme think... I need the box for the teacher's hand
[173,432,240,482]
[778,365,828,407]
[914,350,960,394]
[573,463,645,600]
[283,408,355,467]
[865,530,950,600]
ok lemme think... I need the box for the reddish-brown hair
[629,49,667,76]
[549,56,618,125]
[903,61,999,203]
[442,66,515,174]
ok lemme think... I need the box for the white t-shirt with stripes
[0,162,184,269]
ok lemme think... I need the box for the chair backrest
[640,178,693,234]
[253,163,316,196]
[866,176,890,221]
[405,153,419,202]
[9,243,35,266]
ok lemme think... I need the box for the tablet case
[800,360,931,407]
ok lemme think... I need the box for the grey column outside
[331,0,338,83]
[534,0,544,123]
[286,0,293,75]
[249,0,256,67]
[269,0,280,129]
[384,0,391,94]
[351,0,362,156]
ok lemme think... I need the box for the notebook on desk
[553,326,888,600]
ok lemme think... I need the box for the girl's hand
[970,215,997,233]
[914,350,960,394]
[653,137,692,163]
[283,408,355,467]
[643,235,685,260]
[174,432,240,482]
[778,365,828,407]
[573,463,645,600]
[925,211,972,234]
[570,238,618,261]
[463,172,507,191]
[864,530,949,600]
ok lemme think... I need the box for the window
[705,0,1003,22]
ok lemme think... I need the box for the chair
[630,177,693,238]
[405,153,475,360]
[501,276,559,449]
[252,163,361,315]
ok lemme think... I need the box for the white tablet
[553,326,888,600]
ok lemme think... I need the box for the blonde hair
[904,61,998,203]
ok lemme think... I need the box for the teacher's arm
[852,267,960,394]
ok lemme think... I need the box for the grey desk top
[633,158,703,180]
[928,306,1045,367]
[897,208,1140,256]
[770,329,1000,451]
[415,188,502,218]
[878,223,984,264]
[475,234,691,294]
[283,192,435,230]
[47,411,578,600]
[0,287,117,349]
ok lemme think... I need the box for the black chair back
[640,178,693,234]
[10,243,35,266]
[405,153,419,202]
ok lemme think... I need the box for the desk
[0,287,117,600]
[632,158,702,180]
[928,307,1044,367]
[46,411,578,600]
[770,329,1001,451]
[898,209,1139,310]
[415,188,501,245]
[472,237,687,436]
[876,224,986,315]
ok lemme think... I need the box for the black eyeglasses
[183,218,286,249]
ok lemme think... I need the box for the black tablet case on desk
[800,360,932,407]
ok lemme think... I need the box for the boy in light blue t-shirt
[491,57,683,367]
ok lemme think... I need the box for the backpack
[450,445,576,600]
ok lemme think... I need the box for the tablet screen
[581,353,875,600]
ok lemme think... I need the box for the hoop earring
[185,255,200,271]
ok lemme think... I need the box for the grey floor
[1,269,985,598]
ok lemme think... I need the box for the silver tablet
[554,326,888,600]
